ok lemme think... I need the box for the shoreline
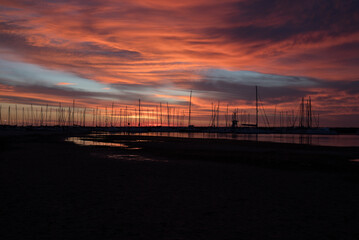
[2,128,359,172]
[72,131,359,172]
[1,124,359,135]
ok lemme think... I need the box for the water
[66,137,167,162]
[66,137,142,150]
[66,133,359,164]
[110,132,359,147]
[66,131,359,150]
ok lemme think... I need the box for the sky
[0,0,358,127]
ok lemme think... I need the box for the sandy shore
[1,129,359,239]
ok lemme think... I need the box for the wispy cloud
[56,82,76,86]
[0,0,358,126]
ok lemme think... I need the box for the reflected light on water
[66,137,130,148]
[66,137,164,162]
[110,132,359,147]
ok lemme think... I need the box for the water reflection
[66,137,142,149]
[66,137,167,162]
[110,132,359,147]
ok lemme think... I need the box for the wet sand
[1,129,359,239]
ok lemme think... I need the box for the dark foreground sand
[1,129,359,239]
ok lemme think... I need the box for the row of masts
[229,87,318,128]
[0,101,191,128]
[0,88,319,128]
[0,100,319,128]
[214,86,318,128]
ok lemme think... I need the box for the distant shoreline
[1,125,358,135]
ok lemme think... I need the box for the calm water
[111,132,359,147]
[66,137,142,150]
[66,137,167,162]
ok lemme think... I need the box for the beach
[1,129,359,239]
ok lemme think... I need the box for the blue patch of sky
[202,69,318,87]
[0,58,118,94]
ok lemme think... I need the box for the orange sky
[0,0,358,127]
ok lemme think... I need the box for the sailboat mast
[83,108,86,127]
[72,99,75,126]
[188,90,192,126]
[138,99,141,127]
[226,104,229,127]
[256,86,258,127]
[167,102,170,127]
[49,107,52,126]
[160,103,162,126]
[45,104,48,126]
[15,105,18,126]
[111,102,114,127]
[8,105,11,125]
[217,101,220,128]
[309,96,312,128]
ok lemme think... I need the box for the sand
[1,129,359,239]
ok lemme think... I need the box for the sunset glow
[1,0,358,127]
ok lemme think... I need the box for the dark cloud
[5,0,102,9]
[204,0,359,45]
[0,30,141,60]
[78,42,142,58]
[205,24,299,45]
[179,79,312,104]
[175,69,358,105]
[276,41,359,67]
[324,114,359,128]
[326,80,359,95]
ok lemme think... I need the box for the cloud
[217,0,359,43]
[0,0,359,126]
[175,68,359,110]
[56,82,76,86]
[174,69,317,103]
[200,69,319,87]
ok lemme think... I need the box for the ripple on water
[66,137,130,148]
